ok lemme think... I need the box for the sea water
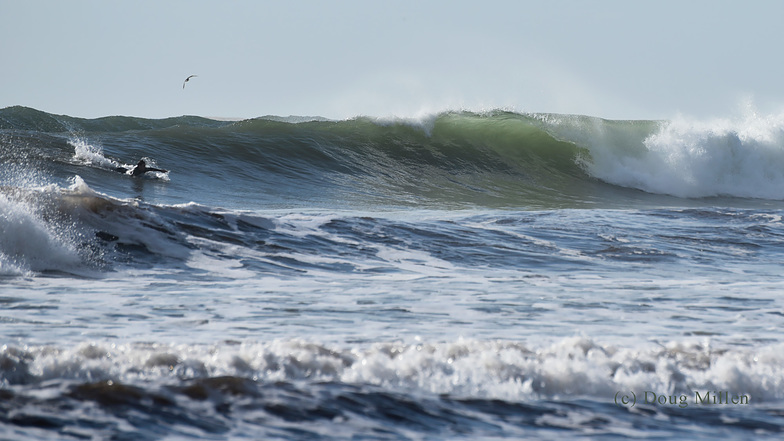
[1,106,783,440]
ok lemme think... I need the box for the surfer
[115,160,168,176]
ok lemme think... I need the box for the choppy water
[2,106,784,440]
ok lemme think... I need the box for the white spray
[583,109,784,199]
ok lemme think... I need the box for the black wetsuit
[115,160,167,176]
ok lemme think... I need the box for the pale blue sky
[2,0,783,119]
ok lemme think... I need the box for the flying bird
[182,75,197,89]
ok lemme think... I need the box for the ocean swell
[3,106,784,209]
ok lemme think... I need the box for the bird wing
[183,75,197,89]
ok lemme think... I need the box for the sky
[2,0,784,120]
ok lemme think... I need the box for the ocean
[1,105,783,440]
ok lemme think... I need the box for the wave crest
[4,106,784,205]
[577,112,784,199]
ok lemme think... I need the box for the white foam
[69,137,119,169]
[65,175,99,196]
[368,112,441,136]
[68,138,169,180]
[273,213,340,238]
[0,191,83,275]
[4,337,783,404]
[584,109,784,199]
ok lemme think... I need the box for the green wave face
[4,106,782,209]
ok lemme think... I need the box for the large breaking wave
[4,106,784,209]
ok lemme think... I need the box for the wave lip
[0,183,90,277]
[577,112,784,200]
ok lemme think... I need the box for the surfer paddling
[115,160,168,176]
[182,74,197,89]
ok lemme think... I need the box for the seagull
[182,75,197,89]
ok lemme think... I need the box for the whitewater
[2,106,784,440]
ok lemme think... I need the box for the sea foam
[3,337,783,404]
[0,177,106,276]
[0,191,81,276]
[581,110,784,199]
